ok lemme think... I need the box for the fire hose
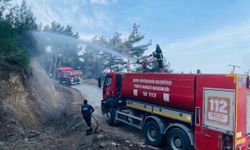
[91,114,99,133]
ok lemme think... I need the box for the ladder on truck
[115,110,143,129]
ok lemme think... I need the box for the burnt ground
[0,80,160,150]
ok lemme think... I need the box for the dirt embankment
[0,59,82,146]
[0,64,39,142]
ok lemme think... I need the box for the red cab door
[103,75,113,100]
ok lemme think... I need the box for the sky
[13,0,250,74]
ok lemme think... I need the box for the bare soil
[0,80,159,150]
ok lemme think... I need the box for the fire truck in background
[101,72,250,149]
[56,67,83,86]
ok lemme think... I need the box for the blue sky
[14,0,250,74]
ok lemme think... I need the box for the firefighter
[81,99,94,135]
[150,44,164,72]
[98,77,102,88]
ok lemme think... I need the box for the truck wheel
[166,128,192,150]
[66,80,70,86]
[143,121,163,147]
[105,107,116,126]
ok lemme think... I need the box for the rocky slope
[0,59,78,142]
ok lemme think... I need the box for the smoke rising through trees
[1,0,171,79]
[32,23,155,78]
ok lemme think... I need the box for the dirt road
[73,83,102,108]
[73,82,154,148]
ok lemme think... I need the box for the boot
[86,129,92,135]
[160,68,164,73]
[85,127,93,135]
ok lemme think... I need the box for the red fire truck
[56,67,83,86]
[101,72,250,150]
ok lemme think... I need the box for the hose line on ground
[92,114,99,133]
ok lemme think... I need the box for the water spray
[32,31,127,59]
[31,31,151,73]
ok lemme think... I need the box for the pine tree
[82,23,152,78]
[0,0,35,68]
[123,23,151,58]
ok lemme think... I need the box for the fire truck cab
[57,67,82,86]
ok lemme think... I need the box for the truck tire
[67,79,71,86]
[105,107,116,126]
[143,121,163,147]
[166,128,192,150]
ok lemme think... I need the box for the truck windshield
[104,76,112,87]
[63,73,69,77]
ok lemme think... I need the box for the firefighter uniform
[81,100,94,132]
[151,44,164,72]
